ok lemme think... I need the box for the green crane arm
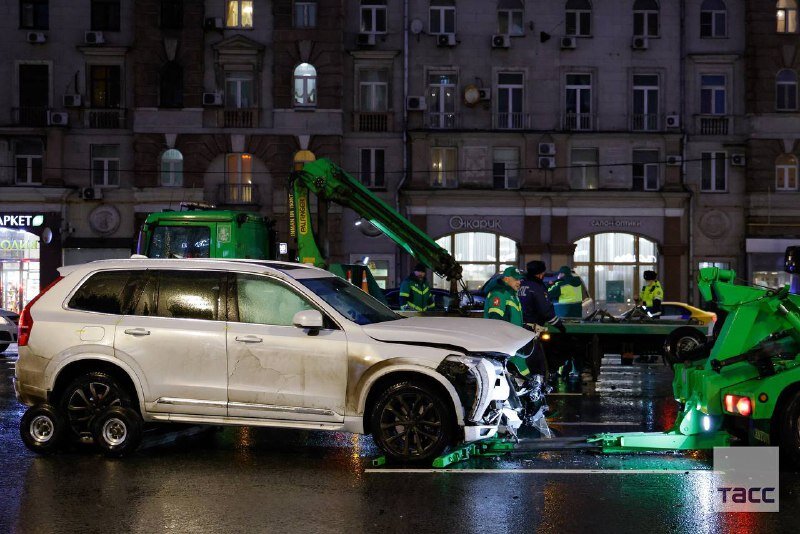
[289,158,463,282]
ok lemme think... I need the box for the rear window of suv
[68,271,137,315]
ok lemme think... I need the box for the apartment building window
[225,72,253,108]
[160,62,183,108]
[20,0,48,29]
[293,63,316,107]
[632,150,659,191]
[91,145,120,187]
[701,152,727,192]
[161,149,183,187]
[161,0,183,29]
[570,148,599,190]
[777,0,798,33]
[90,65,121,108]
[700,75,726,114]
[493,148,519,189]
[361,0,387,33]
[633,0,659,37]
[776,69,798,111]
[15,140,43,185]
[565,73,592,130]
[359,70,388,111]
[427,73,457,128]
[497,0,524,36]
[430,0,455,34]
[360,148,385,189]
[17,64,49,127]
[776,154,798,191]
[496,72,524,129]
[431,147,457,188]
[226,0,253,29]
[294,1,316,28]
[566,0,592,37]
[700,0,726,38]
[226,153,254,203]
[91,0,120,31]
[632,74,659,131]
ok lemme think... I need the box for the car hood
[362,317,534,355]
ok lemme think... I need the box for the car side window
[68,270,137,315]
[153,271,222,320]
[236,274,314,326]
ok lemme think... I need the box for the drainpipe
[680,0,694,304]
[395,0,410,285]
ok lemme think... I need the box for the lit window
[493,147,520,189]
[701,152,727,192]
[633,0,659,37]
[161,149,183,187]
[225,153,254,203]
[427,73,457,128]
[294,0,316,28]
[700,0,726,38]
[434,233,518,290]
[776,154,798,191]
[777,0,798,33]
[498,0,524,36]
[361,0,387,33]
[15,139,43,185]
[429,0,455,34]
[91,144,120,187]
[293,63,317,107]
[776,69,798,111]
[226,0,253,29]
[360,148,385,189]
[570,148,598,190]
[632,149,659,191]
[565,0,592,37]
[431,147,457,188]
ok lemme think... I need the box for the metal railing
[424,112,460,129]
[353,111,392,132]
[631,113,660,131]
[85,108,126,129]
[217,183,260,205]
[492,112,530,129]
[561,112,594,131]
[12,107,48,126]
[696,115,730,135]
[220,108,259,128]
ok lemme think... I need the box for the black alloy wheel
[371,380,454,463]
[61,372,131,442]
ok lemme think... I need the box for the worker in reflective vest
[548,266,583,317]
[641,270,664,317]
[399,263,435,312]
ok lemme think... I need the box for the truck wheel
[663,330,707,366]
[60,371,132,442]
[91,407,143,458]
[778,390,800,468]
[370,380,455,464]
[20,404,65,454]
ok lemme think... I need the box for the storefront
[746,238,795,288]
[0,212,61,312]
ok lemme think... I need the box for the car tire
[60,371,132,442]
[663,330,708,366]
[91,407,143,458]
[20,403,65,454]
[370,379,456,464]
[0,343,9,353]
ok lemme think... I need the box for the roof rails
[178,201,217,211]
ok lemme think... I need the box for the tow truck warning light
[724,394,752,417]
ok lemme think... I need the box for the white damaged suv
[15,259,534,462]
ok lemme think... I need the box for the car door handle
[235,335,263,344]
[124,328,151,336]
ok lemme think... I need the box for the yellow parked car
[660,302,717,331]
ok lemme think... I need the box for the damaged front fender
[437,355,509,423]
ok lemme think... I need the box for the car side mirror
[293,309,323,334]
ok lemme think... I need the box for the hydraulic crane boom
[289,158,463,282]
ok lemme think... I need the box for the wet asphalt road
[2,345,800,533]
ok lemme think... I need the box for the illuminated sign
[0,214,44,227]
[449,216,502,231]
[591,218,642,228]
[0,240,39,250]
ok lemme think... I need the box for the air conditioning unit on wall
[731,154,746,166]
[478,88,491,101]
[63,94,82,107]
[85,31,105,44]
[538,156,556,169]
[356,33,376,46]
[80,187,103,200]
[665,114,680,128]
[47,111,68,126]
[538,143,556,155]
[492,34,510,48]
[406,96,427,111]
[27,32,47,43]
[666,155,682,166]
[561,36,577,49]
[632,36,648,50]
[437,33,456,47]
[203,92,223,106]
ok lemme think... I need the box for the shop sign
[591,218,642,229]
[449,216,502,231]
[0,214,44,228]
[0,239,39,251]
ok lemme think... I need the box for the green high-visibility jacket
[483,279,528,376]
[399,276,434,311]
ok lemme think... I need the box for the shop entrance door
[0,228,40,312]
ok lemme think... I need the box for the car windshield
[300,277,403,325]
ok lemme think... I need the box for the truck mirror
[293,310,323,333]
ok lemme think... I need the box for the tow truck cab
[137,208,277,260]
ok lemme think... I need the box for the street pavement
[1,345,799,533]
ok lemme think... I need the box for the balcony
[492,112,531,130]
[424,112,460,129]
[217,183,260,205]
[631,113,660,131]
[561,112,594,131]
[219,108,259,128]
[12,107,48,127]
[696,115,730,135]
[85,108,127,129]
[352,111,393,132]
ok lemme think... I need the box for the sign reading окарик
[591,218,642,228]
[449,216,503,231]
[0,214,44,227]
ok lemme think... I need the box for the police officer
[520,261,567,335]
[548,265,583,318]
[399,263,435,312]
[641,270,664,318]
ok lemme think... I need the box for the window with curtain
[701,152,727,192]
[91,144,120,187]
[294,0,316,28]
[361,0,387,33]
[359,69,388,111]
[498,0,524,35]
[570,148,599,189]
[434,232,518,290]
[161,149,183,187]
[777,0,798,33]
[430,147,457,187]
[776,154,798,191]
[293,63,317,107]
[226,0,253,28]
